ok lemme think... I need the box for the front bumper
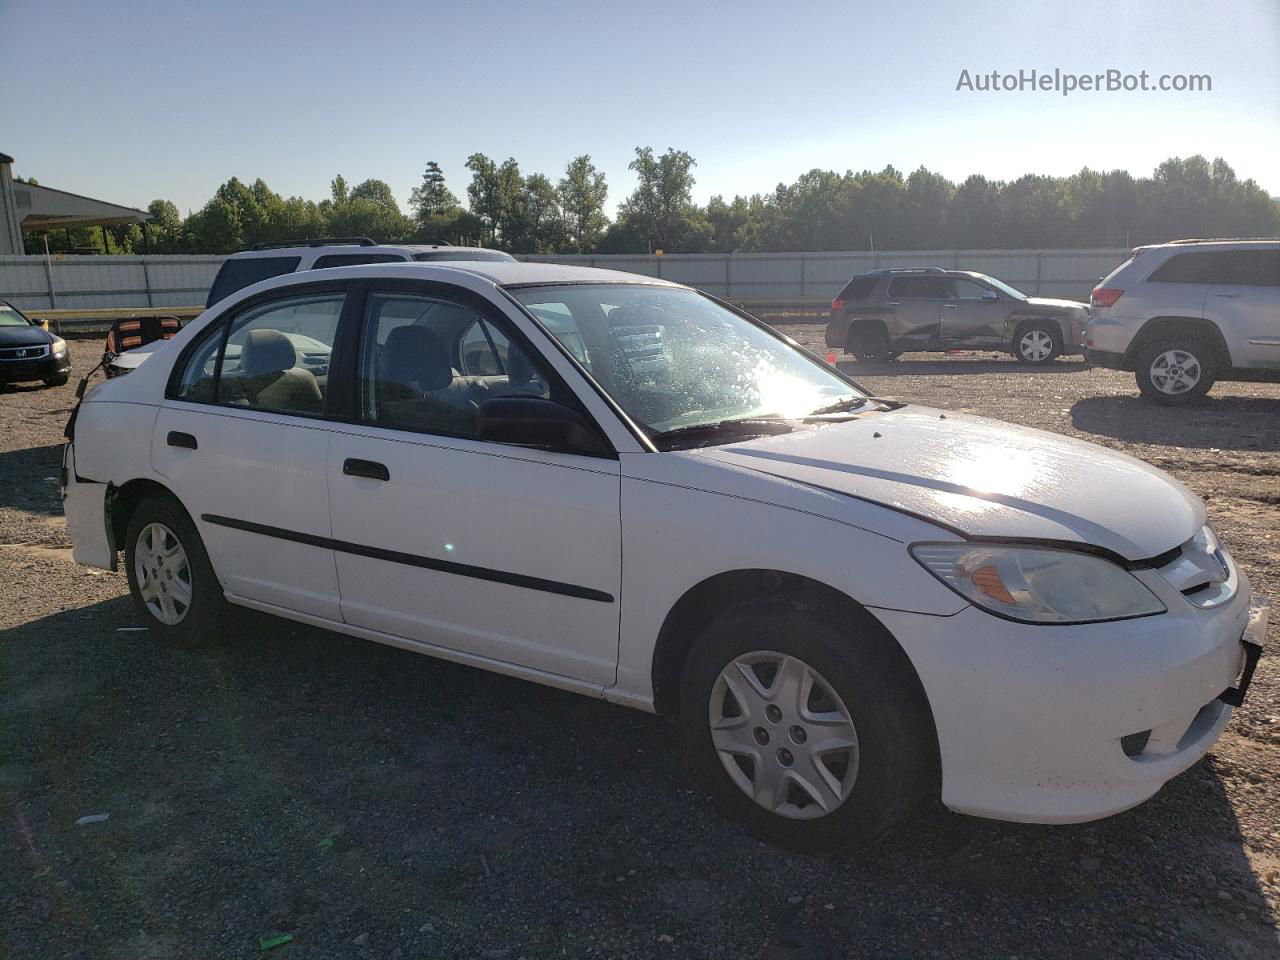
[0,349,70,383]
[873,577,1264,824]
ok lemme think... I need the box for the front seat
[229,328,322,413]
[377,325,477,433]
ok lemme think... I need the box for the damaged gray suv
[825,268,1088,364]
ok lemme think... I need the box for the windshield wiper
[649,417,796,448]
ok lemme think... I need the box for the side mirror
[478,397,608,454]
[981,290,1000,302]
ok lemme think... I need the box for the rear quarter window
[205,257,302,307]
[1147,252,1216,284]
[837,276,878,301]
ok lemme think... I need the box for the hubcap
[708,651,859,820]
[1150,349,1202,395]
[1019,329,1053,361]
[134,522,192,626]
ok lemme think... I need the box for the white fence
[0,248,1129,313]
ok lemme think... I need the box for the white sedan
[61,260,1266,851]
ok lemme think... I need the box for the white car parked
[61,260,1266,851]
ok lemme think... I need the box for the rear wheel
[848,323,894,362]
[679,599,934,852]
[1011,321,1061,365]
[124,495,227,646]
[1135,338,1216,404]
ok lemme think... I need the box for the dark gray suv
[825,268,1088,364]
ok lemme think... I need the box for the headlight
[910,542,1166,624]
[51,336,68,356]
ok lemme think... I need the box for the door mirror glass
[477,397,606,453]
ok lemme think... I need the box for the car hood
[109,345,153,371]
[0,325,53,347]
[700,406,1203,561]
[1023,297,1088,314]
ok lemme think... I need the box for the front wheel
[1135,339,1216,404]
[44,372,70,387]
[679,599,935,853]
[1011,322,1061,365]
[124,494,227,646]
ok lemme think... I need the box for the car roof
[1135,239,1280,253]
[223,243,511,261]
[214,259,682,312]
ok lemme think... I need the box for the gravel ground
[2,333,1278,960]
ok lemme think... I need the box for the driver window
[359,294,551,439]
[950,278,992,300]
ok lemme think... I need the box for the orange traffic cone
[826,350,838,365]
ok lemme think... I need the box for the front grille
[1155,525,1235,608]
[0,344,49,361]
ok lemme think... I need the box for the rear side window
[1210,250,1280,286]
[1147,252,1216,284]
[311,253,407,269]
[837,276,878,301]
[205,257,301,307]
[176,293,345,416]
[887,276,948,299]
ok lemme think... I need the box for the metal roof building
[0,151,150,254]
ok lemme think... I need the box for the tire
[1011,321,1061,365]
[124,494,227,646]
[679,598,935,853]
[848,323,894,362]
[43,373,70,387]
[1134,337,1216,405]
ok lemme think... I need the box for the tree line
[22,151,1279,257]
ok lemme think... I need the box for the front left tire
[124,494,227,646]
[44,372,70,387]
[679,598,935,853]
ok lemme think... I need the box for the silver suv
[1086,240,1280,404]
[824,268,1088,365]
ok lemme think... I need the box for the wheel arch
[1008,314,1068,343]
[650,569,936,737]
[108,477,186,551]
[1126,316,1231,367]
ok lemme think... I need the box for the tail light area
[831,298,845,312]
[1091,288,1124,308]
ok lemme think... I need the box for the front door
[151,289,348,620]
[324,284,623,685]
[939,277,1005,346]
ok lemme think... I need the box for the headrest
[382,325,453,391]
[505,343,538,387]
[240,329,296,377]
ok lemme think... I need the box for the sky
[2,0,1278,217]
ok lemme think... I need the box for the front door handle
[167,431,198,450]
[1214,293,1241,299]
[942,303,958,309]
[343,458,390,482]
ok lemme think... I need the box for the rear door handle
[167,431,198,450]
[343,458,390,482]
[1214,293,1241,299]
[942,303,958,309]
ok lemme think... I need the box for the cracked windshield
[512,284,865,438]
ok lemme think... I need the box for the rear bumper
[60,444,116,570]
[873,578,1261,824]
[824,317,847,348]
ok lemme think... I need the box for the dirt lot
[2,333,1278,960]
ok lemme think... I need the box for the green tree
[616,146,712,252]
[409,161,460,225]
[558,155,609,252]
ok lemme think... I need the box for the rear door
[152,285,351,620]
[885,276,945,346]
[1202,249,1280,370]
[324,281,623,685]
